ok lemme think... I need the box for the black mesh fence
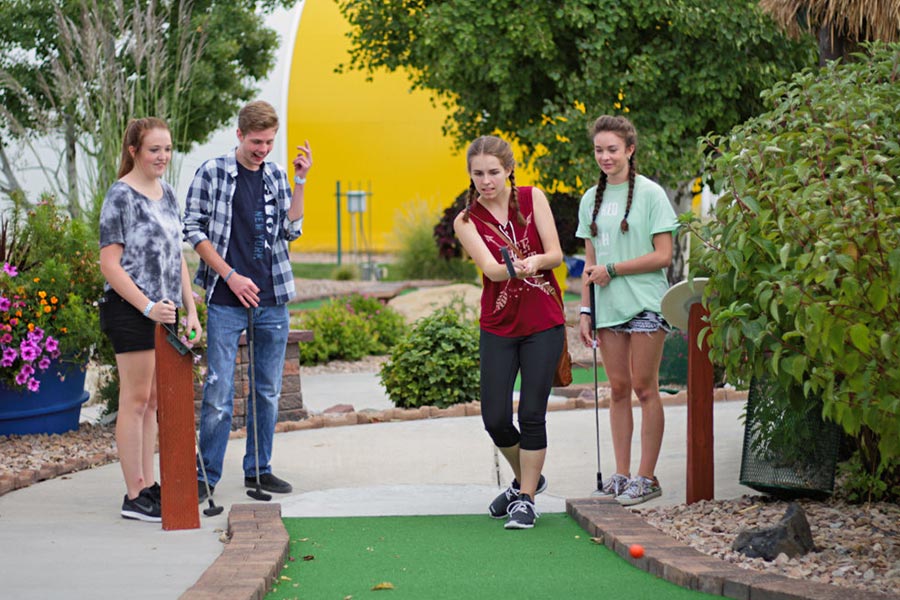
[739,376,842,500]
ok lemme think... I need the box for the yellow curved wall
[285,1,463,253]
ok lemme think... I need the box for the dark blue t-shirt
[210,162,276,306]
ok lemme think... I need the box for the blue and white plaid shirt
[183,149,303,304]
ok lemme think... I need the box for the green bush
[345,294,407,354]
[394,201,477,281]
[658,330,688,386]
[688,42,900,500]
[296,294,407,365]
[379,305,480,408]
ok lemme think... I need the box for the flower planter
[0,360,90,437]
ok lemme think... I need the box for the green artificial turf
[267,514,721,600]
[515,365,606,391]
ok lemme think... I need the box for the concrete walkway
[0,373,753,600]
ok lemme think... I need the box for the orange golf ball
[629,544,645,559]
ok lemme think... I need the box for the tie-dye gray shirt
[99,180,184,306]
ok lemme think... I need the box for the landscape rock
[732,502,816,560]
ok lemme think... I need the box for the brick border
[180,503,289,600]
[566,497,900,600]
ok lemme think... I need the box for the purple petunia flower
[20,340,40,362]
[38,356,51,370]
[44,336,59,353]
[3,262,18,277]
[1,346,17,367]
[0,333,11,344]
[27,378,40,392]
[0,296,9,312]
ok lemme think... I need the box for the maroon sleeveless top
[468,186,565,337]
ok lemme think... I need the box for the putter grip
[589,282,597,330]
[500,247,517,279]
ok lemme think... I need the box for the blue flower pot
[0,360,90,437]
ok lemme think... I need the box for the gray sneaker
[504,493,539,529]
[488,475,547,518]
[592,473,629,498]
[616,476,662,506]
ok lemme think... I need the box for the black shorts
[99,289,156,353]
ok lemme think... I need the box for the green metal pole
[336,180,342,266]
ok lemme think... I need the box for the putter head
[247,489,272,502]
[203,503,225,517]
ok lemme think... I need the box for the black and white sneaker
[121,488,161,522]
[504,493,538,529]
[147,482,161,507]
[488,474,547,518]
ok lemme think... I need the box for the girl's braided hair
[461,136,524,225]
[588,115,637,236]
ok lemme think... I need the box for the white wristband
[579,307,591,315]
[143,301,155,317]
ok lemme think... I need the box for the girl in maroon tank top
[453,135,565,530]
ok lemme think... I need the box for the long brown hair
[117,117,170,179]
[461,135,524,225]
[588,115,637,236]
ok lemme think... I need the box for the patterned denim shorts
[607,310,671,334]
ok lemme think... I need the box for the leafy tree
[337,0,816,190]
[687,42,900,500]
[760,0,900,64]
[0,0,294,214]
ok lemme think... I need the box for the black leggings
[479,325,565,451]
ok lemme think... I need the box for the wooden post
[686,302,714,504]
[155,325,200,530]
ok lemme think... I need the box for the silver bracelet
[142,301,155,317]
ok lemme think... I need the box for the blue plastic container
[0,360,90,437]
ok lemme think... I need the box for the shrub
[658,330,688,386]
[379,305,480,408]
[296,294,407,365]
[688,42,900,500]
[394,201,476,281]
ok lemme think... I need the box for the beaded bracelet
[606,262,618,278]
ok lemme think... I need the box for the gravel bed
[638,495,900,596]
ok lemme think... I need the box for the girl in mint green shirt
[576,115,678,507]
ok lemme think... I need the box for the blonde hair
[238,100,279,134]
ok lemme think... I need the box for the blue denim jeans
[197,303,290,486]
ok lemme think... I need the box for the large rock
[732,502,816,560]
[387,283,482,324]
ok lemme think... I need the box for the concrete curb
[180,503,289,600]
[0,388,748,498]
[566,497,900,600]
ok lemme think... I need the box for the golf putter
[245,307,272,502]
[195,428,224,517]
[500,247,517,279]
[590,282,604,495]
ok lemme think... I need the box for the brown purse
[471,215,573,387]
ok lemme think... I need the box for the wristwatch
[294,175,307,185]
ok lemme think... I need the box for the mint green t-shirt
[575,174,678,328]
